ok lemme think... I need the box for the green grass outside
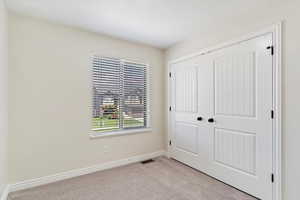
[92,117,144,132]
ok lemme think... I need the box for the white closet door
[170,56,211,171]
[170,33,273,200]
[207,33,273,200]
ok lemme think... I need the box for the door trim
[167,22,282,200]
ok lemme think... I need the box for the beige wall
[8,13,166,183]
[0,0,8,194]
[166,2,300,200]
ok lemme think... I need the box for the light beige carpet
[8,157,257,200]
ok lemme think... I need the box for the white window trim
[89,55,152,138]
[89,128,152,138]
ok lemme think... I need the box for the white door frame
[167,22,282,200]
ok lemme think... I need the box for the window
[91,56,149,135]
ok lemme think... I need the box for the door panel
[175,68,197,113]
[171,33,273,200]
[175,122,198,154]
[214,52,256,117]
[214,128,256,175]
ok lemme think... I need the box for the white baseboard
[0,185,9,200]
[9,150,166,193]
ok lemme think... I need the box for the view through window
[92,56,148,133]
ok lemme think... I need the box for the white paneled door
[170,33,273,200]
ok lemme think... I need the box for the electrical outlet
[103,145,109,153]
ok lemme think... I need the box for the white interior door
[170,33,273,200]
[170,56,211,171]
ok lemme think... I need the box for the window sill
[89,128,152,139]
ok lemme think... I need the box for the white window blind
[92,56,148,133]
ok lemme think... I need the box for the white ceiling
[6,0,285,48]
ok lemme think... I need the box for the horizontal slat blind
[92,57,121,131]
[92,56,148,132]
[123,61,147,128]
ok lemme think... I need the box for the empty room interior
[0,0,300,200]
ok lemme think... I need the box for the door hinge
[271,110,274,119]
[267,46,274,55]
[169,72,172,78]
[169,106,172,111]
[271,173,274,183]
[169,140,172,146]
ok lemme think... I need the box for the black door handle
[197,117,203,121]
[208,118,214,123]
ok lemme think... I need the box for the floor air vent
[141,159,155,164]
